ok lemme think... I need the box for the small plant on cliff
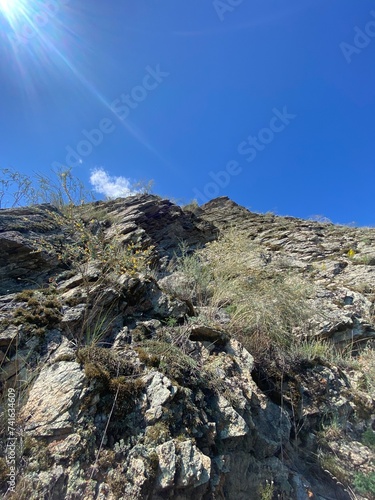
[37,208,153,277]
[353,472,375,498]
[258,480,275,500]
[12,290,62,335]
[317,453,351,485]
[172,241,212,305]
[182,199,200,214]
[201,227,315,357]
[31,200,154,348]
[288,338,334,363]
[0,166,92,210]
[356,345,375,393]
[362,429,375,450]
[0,168,34,208]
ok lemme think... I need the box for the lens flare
[0,0,14,15]
[0,1,167,165]
[0,0,27,28]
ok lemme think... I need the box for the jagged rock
[251,395,291,458]
[215,394,248,439]
[155,440,176,490]
[0,324,18,349]
[333,439,375,470]
[314,290,375,345]
[151,289,189,319]
[146,439,212,497]
[0,351,26,383]
[88,194,218,258]
[0,195,374,499]
[145,372,177,423]
[49,336,76,363]
[290,474,314,500]
[33,465,68,499]
[120,275,189,319]
[61,303,86,326]
[0,339,40,385]
[0,205,63,293]
[58,262,102,291]
[176,440,211,489]
[48,433,83,463]
[122,455,149,498]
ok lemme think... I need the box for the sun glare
[0,0,26,28]
[0,0,12,11]
[0,0,18,16]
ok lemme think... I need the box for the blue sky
[0,0,374,225]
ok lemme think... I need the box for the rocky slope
[0,195,374,499]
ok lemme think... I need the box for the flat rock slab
[21,361,85,438]
[189,325,230,346]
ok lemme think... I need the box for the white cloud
[89,168,138,199]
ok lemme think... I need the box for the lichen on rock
[0,194,374,499]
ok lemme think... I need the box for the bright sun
[0,0,37,39]
[0,0,16,15]
[0,0,24,25]
[1,0,33,29]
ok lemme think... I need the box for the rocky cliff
[0,195,374,499]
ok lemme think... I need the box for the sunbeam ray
[0,0,172,170]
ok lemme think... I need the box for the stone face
[48,433,82,462]
[0,205,63,293]
[0,195,374,500]
[21,361,85,437]
[189,325,230,346]
[215,394,248,439]
[156,440,176,490]
[61,303,86,326]
[145,372,177,423]
[176,440,211,488]
[36,465,68,500]
[0,324,18,349]
[90,194,218,258]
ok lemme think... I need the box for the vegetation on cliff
[0,170,374,499]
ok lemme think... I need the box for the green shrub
[362,429,375,449]
[318,453,350,485]
[357,347,375,393]
[77,346,138,381]
[173,242,212,305]
[289,338,334,363]
[201,228,315,358]
[12,291,62,334]
[182,199,200,214]
[258,480,274,500]
[145,421,171,445]
[351,253,375,265]
[136,340,200,386]
[353,472,375,497]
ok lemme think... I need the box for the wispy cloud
[90,167,138,199]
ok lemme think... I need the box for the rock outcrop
[0,195,374,499]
